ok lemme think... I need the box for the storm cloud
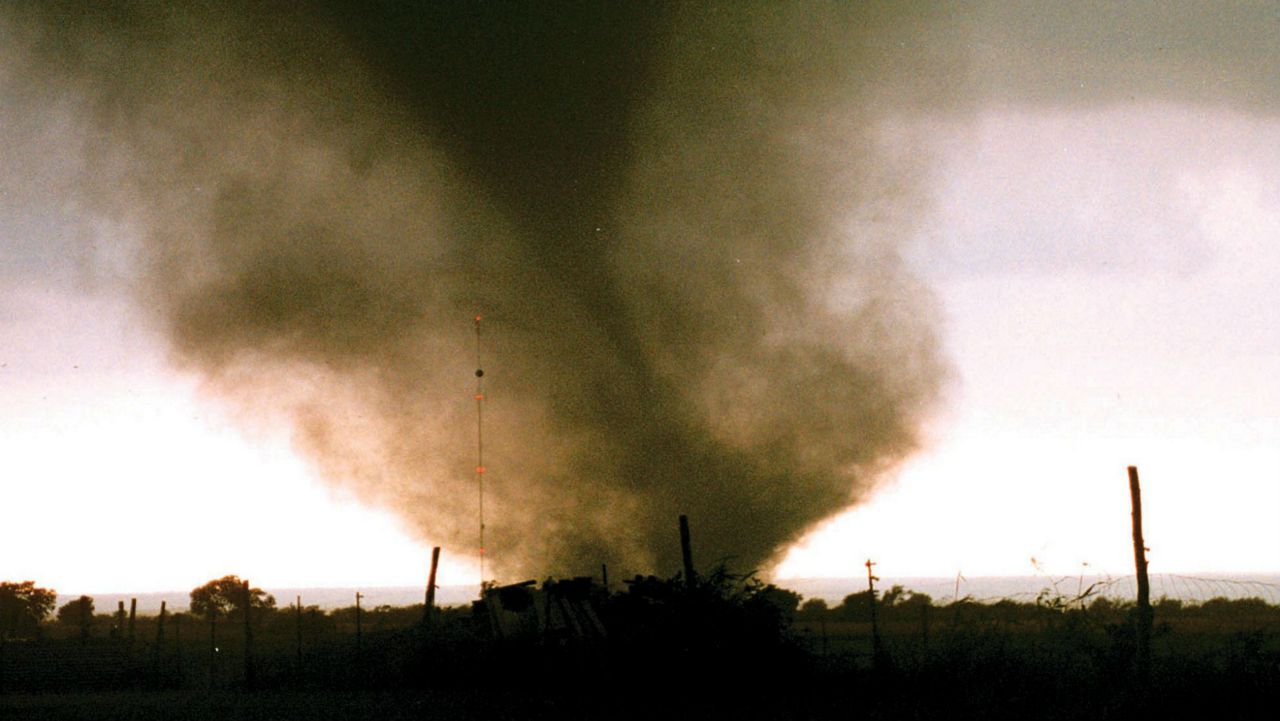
[4,1,1272,578]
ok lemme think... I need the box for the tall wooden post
[424,547,441,627]
[295,595,303,673]
[355,591,363,657]
[866,559,884,670]
[679,515,696,588]
[1128,465,1152,683]
[155,601,167,650]
[128,598,137,649]
[242,580,255,690]
[153,601,167,678]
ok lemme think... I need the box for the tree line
[0,576,274,641]
[4,576,1277,643]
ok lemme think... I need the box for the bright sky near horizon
[777,105,1280,581]
[2,7,1278,595]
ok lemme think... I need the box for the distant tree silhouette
[189,575,275,620]
[835,589,874,619]
[56,595,95,638]
[887,586,933,608]
[0,580,57,639]
[751,584,803,622]
[880,584,906,606]
[798,597,829,619]
[57,595,94,624]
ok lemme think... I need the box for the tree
[881,584,907,606]
[798,597,829,619]
[189,575,275,620]
[56,595,96,633]
[0,581,57,639]
[835,589,874,619]
[749,584,803,622]
[886,586,933,609]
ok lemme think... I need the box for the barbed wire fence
[789,573,1280,607]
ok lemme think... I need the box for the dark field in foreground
[0,690,518,721]
[2,573,1277,719]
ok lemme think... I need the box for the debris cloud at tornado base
[8,2,1274,579]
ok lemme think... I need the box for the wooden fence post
[424,547,441,627]
[173,613,182,683]
[356,591,364,660]
[679,515,696,588]
[153,601,167,679]
[128,598,137,652]
[242,580,255,690]
[1128,465,1152,685]
[295,595,303,674]
[866,560,885,671]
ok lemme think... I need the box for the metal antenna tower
[474,314,486,590]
